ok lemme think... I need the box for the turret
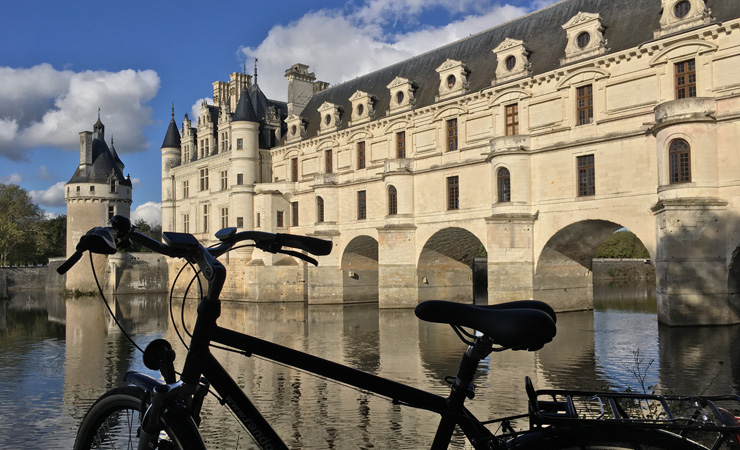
[229,89,261,237]
[161,107,182,232]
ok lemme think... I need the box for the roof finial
[254,57,258,86]
[171,101,175,119]
[97,108,101,120]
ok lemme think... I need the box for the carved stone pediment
[435,59,469,101]
[561,12,608,65]
[492,39,532,85]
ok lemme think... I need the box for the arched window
[669,139,691,184]
[388,185,398,216]
[316,196,325,223]
[497,168,511,203]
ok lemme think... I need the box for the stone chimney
[79,131,93,166]
[285,63,316,116]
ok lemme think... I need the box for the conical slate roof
[161,115,182,149]
[68,138,132,186]
[232,88,259,123]
[110,138,125,171]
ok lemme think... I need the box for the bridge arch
[341,235,379,303]
[417,227,486,303]
[534,219,654,310]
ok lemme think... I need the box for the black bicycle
[61,216,740,450]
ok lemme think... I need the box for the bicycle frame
[168,260,496,450]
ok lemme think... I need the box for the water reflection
[2,282,740,449]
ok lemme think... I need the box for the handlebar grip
[57,250,83,274]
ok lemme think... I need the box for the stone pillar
[652,198,738,325]
[377,224,418,308]
[307,230,342,304]
[486,214,536,304]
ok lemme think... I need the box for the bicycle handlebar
[57,215,333,275]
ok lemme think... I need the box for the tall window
[108,205,115,220]
[220,207,229,229]
[237,138,243,150]
[220,171,228,191]
[199,168,209,191]
[357,141,366,169]
[357,190,367,220]
[576,85,594,125]
[325,149,333,173]
[675,59,696,99]
[447,119,458,151]
[236,173,244,185]
[110,179,117,193]
[199,140,205,158]
[505,104,519,135]
[497,168,511,203]
[291,158,298,181]
[669,139,691,184]
[396,131,406,158]
[577,155,595,197]
[316,196,325,223]
[388,185,398,215]
[182,180,189,198]
[256,213,261,228]
[277,211,284,228]
[291,201,299,226]
[236,217,243,228]
[183,145,189,162]
[205,138,210,155]
[183,214,189,233]
[203,204,209,233]
[447,176,459,210]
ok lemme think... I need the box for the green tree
[596,230,650,259]
[0,184,44,266]
[122,219,162,252]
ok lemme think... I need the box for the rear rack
[524,377,740,448]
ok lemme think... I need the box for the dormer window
[655,0,710,38]
[435,59,469,101]
[318,102,341,132]
[674,1,691,18]
[349,90,375,125]
[561,12,607,65]
[492,39,531,85]
[387,77,416,114]
[284,114,306,143]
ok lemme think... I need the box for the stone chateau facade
[161,0,740,325]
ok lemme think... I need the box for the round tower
[65,117,133,291]
[161,107,182,233]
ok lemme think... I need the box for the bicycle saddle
[414,300,557,351]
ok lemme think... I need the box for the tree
[122,219,162,252]
[595,230,650,259]
[0,184,44,266]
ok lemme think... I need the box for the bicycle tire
[73,386,203,450]
[506,426,709,449]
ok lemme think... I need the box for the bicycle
[60,215,740,450]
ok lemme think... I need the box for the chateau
[161,0,740,326]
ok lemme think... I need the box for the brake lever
[277,249,318,266]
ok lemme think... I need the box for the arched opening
[535,220,654,311]
[341,236,379,303]
[417,227,486,303]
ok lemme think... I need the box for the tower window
[317,196,325,223]
[277,211,284,228]
[108,206,115,220]
[447,119,458,152]
[447,176,459,210]
[237,138,243,150]
[669,139,691,184]
[577,155,595,197]
[388,185,398,216]
[497,168,511,203]
[357,190,367,220]
[110,179,117,193]
[291,201,299,227]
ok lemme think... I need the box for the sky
[0,0,558,225]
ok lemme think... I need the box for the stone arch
[534,219,654,311]
[341,235,379,303]
[417,227,486,303]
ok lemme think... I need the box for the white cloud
[239,3,530,101]
[36,165,52,179]
[131,201,162,226]
[130,177,141,185]
[0,172,23,184]
[189,98,213,125]
[0,64,160,161]
[30,180,66,207]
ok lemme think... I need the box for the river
[1,281,739,449]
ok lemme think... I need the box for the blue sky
[0,0,556,224]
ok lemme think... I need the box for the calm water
[1,282,739,449]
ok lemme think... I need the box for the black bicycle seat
[414,300,557,351]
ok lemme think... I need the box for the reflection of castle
[161,0,740,325]
[64,116,132,291]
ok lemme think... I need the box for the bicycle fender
[124,371,166,392]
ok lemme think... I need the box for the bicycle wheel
[507,426,709,449]
[73,386,187,450]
